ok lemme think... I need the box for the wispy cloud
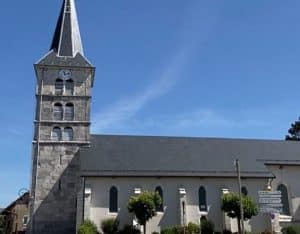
[173,109,271,129]
[92,2,223,133]
[92,48,189,132]
[97,107,285,139]
[108,108,269,132]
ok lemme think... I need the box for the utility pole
[235,159,245,234]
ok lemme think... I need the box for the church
[28,0,300,233]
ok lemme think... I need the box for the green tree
[127,191,162,234]
[221,192,258,234]
[78,220,99,234]
[286,118,300,141]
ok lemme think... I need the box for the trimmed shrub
[261,230,272,234]
[118,224,141,234]
[127,191,162,234]
[187,222,200,234]
[161,223,200,234]
[101,218,119,234]
[161,226,183,234]
[282,226,300,234]
[78,220,99,234]
[222,230,232,234]
[161,227,174,234]
[201,220,214,234]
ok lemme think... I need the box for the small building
[1,193,29,234]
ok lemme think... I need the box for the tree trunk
[143,222,146,234]
[237,218,241,234]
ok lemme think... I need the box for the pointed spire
[50,0,84,57]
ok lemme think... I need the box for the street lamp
[234,159,245,234]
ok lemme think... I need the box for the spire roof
[50,0,84,57]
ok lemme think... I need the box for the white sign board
[258,191,282,214]
[258,191,281,195]
[263,203,283,207]
[259,207,283,213]
[259,194,281,198]
[259,198,282,204]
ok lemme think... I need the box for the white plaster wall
[267,165,300,222]
[84,177,269,234]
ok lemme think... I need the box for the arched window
[55,79,64,95]
[53,103,63,120]
[65,79,74,95]
[199,186,207,211]
[109,186,118,213]
[278,184,290,215]
[241,186,248,196]
[155,186,164,212]
[63,127,73,141]
[65,103,74,121]
[51,127,62,141]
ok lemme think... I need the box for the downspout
[82,177,86,221]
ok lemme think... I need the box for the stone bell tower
[29,0,95,233]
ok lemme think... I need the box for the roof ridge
[90,134,289,142]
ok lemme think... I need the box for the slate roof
[0,192,29,215]
[50,0,83,57]
[80,135,300,178]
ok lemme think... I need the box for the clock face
[59,69,72,79]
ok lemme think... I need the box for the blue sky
[0,0,300,207]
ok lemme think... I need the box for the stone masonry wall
[29,51,94,234]
[31,144,80,233]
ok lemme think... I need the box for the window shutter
[55,79,64,95]
[53,103,63,120]
[63,127,73,141]
[65,103,74,121]
[51,127,62,141]
[65,79,74,95]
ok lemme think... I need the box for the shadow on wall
[29,149,81,234]
[155,188,181,230]
[292,203,300,222]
